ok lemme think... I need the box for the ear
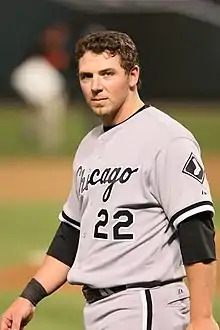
[129,65,140,89]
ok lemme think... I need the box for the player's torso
[68,107,186,287]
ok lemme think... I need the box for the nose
[91,76,103,95]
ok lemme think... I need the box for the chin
[93,106,113,117]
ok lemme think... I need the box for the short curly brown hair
[75,30,141,88]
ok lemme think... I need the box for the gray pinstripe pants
[83,282,190,330]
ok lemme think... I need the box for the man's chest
[76,164,141,204]
[74,137,154,206]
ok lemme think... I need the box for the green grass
[168,111,220,151]
[0,291,84,330]
[0,107,92,157]
[214,202,220,228]
[0,201,85,328]
[0,202,62,266]
[214,296,220,323]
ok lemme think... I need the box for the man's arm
[33,255,70,294]
[0,222,79,330]
[0,256,70,330]
[185,261,218,329]
[20,221,79,303]
[178,212,218,329]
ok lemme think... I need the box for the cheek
[107,80,128,99]
[80,83,90,99]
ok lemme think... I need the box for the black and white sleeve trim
[170,201,214,229]
[59,210,80,230]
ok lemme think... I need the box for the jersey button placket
[96,137,105,160]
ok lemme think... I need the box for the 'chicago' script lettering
[76,166,139,202]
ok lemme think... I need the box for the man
[11,22,69,153]
[0,31,218,330]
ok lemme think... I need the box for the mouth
[91,98,108,102]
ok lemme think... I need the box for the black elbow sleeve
[178,211,216,266]
[47,222,80,267]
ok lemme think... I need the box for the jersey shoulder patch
[182,153,205,183]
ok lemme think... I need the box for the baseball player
[0,31,218,330]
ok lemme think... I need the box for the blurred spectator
[11,22,71,153]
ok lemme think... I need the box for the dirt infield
[0,157,73,202]
[0,264,81,293]
[0,154,220,292]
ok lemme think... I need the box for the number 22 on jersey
[93,209,135,240]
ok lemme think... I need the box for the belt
[82,277,183,304]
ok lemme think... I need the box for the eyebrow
[79,72,92,77]
[79,68,116,76]
[99,68,116,74]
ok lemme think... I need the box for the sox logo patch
[182,153,205,183]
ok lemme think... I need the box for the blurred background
[0,0,220,328]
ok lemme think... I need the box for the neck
[102,93,145,126]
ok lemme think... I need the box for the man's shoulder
[75,125,103,155]
[145,105,196,141]
[82,125,103,142]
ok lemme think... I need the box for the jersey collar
[103,104,150,132]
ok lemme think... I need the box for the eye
[80,73,93,80]
[102,71,115,77]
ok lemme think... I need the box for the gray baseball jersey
[59,105,214,288]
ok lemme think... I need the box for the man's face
[78,51,134,120]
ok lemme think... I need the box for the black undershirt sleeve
[177,211,216,266]
[46,222,80,267]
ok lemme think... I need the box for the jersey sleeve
[150,137,214,229]
[58,164,81,231]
